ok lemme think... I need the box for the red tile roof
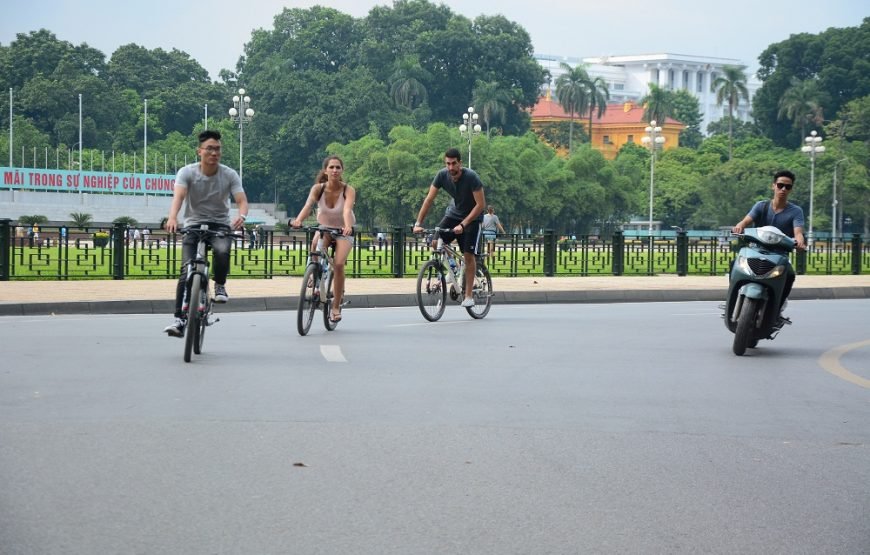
[530,97,682,127]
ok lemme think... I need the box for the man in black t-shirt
[413,148,486,307]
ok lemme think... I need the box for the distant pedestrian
[482,205,505,257]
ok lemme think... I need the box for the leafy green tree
[554,62,590,155]
[18,214,48,225]
[472,80,512,137]
[712,65,750,159]
[670,90,703,149]
[585,75,610,142]
[836,95,870,144]
[777,76,826,142]
[113,216,139,227]
[754,18,870,147]
[69,212,93,228]
[388,55,430,111]
[639,83,674,125]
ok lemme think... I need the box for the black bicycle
[180,225,224,362]
[415,227,493,322]
[296,227,347,336]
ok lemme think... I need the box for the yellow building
[530,97,684,160]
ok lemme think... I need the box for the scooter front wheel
[733,297,759,356]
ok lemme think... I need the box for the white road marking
[320,344,347,362]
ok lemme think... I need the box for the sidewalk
[0,274,868,316]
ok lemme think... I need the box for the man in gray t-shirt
[163,130,248,337]
[732,169,805,310]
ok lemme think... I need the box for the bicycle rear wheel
[184,273,202,362]
[323,270,338,331]
[193,280,209,354]
[466,262,493,319]
[416,259,446,322]
[297,264,319,336]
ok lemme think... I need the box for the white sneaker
[460,297,475,308]
[164,317,185,337]
[214,284,228,303]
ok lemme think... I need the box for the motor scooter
[723,226,795,356]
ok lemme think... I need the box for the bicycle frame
[297,226,346,335]
[180,225,225,361]
[181,227,217,312]
[415,227,493,322]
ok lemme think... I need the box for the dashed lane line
[320,344,347,362]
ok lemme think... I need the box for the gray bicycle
[179,225,224,362]
[415,227,493,322]
[296,227,347,336]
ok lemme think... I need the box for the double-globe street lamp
[641,120,665,236]
[801,129,825,248]
[228,88,254,182]
[459,106,481,169]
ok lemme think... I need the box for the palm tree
[472,80,513,138]
[69,212,93,228]
[388,56,430,110]
[554,62,591,155]
[585,75,610,141]
[712,65,750,160]
[639,83,675,125]
[777,77,824,142]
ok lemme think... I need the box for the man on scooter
[732,170,806,313]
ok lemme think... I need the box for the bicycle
[179,225,225,362]
[415,226,493,322]
[296,226,348,336]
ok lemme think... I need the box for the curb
[2,286,868,316]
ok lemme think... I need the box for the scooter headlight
[736,255,751,274]
[756,226,787,245]
[767,264,786,278]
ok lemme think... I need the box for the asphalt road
[1,300,869,554]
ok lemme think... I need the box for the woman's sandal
[330,309,342,322]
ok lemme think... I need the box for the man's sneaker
[164,317,186,337]
[214,284,229,303]
[460,297,475,308]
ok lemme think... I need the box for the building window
[614,83,624,91]
[696,71,704,93]
[668,69,675,90]
[603,136,612,145]
[683,70,689,89]
[627,135,634,143]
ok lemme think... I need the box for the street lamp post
[800,129,824,248]
[228,88,254,182]
[641,120,665,236]
[832,158,849,239]
[459,106,481,169]
[8,88,12,167]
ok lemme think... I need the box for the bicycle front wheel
[184,273,202,362]
[323,270,338,331]
[416,259,446,322]
[466,262,493,319]
[193,280,209,355]
[297,264,319,336]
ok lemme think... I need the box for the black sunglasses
[775,182,793,190]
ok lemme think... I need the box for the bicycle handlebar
[180,225,229,238]
[296,226,346,238]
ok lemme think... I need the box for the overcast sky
[2,0,866,81]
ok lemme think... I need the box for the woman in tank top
[290,156,357,323]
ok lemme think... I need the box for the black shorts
[437,216,481,255]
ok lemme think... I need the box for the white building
[536,52,761,134]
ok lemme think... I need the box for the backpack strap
[758,201,770,227]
